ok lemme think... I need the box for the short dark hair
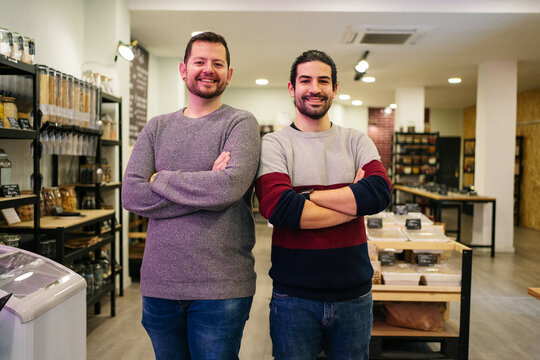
[183,31,230,67]
[290,50,337,89]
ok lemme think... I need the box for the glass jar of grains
[0,28,11,57]
[2,96,18,128]
[59,185,77,212]
[10,32,23,61]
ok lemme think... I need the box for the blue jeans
[270,290,372,360]
[142,296,253,360]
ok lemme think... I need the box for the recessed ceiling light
[448,77,462,84]
[339,94,351,100]
[362,76,376,83]
[389,104,397,109]
[384,107,392,115]
[352,100,363,106]
[255,79,269,86]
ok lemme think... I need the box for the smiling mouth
[198,78,218,83]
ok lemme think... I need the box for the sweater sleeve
[122,119,199,219]
[349,159,392,216]
[148,113,260,210]
[255,135,305,228]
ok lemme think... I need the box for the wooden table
[528,288,540,301]
[394,184,497,257]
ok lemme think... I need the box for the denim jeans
[270,289,372,360]
[142,296,253,360]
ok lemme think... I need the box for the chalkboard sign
[405,203,420,213]
[367,217,383,229]
[1,184,20,197]
[405,218,422,230]
[129,45,149,145]
[394,204,408,215]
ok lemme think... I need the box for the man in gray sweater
[122,32,260,360]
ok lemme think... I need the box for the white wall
[147,55,185,120]
[430,109,463,137]
[1,0,86,76]
[220,86,369,131]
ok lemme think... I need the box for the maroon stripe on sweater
[362,159,392,191]
[271,218,367,250]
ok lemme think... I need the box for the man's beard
[186,77,228,99]
[294,95,332,120]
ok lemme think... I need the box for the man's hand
[212,151,231,171]
[354,168,365,183]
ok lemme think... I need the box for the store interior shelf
[372,318,459,338]
[0,194,38,208]
[2,209,115,230]
[87,282,115,308]
[64,234,114,263]
[40,121,102,136]
[0,55,36,74]
[75,182,122,190]
[100,92,121,103]
[101,139,121,146]
[0,128,37,139]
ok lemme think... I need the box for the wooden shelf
[372,318,459,338]
[373,284,461,302]
[0,194,37,208]
[3,209,115,229]
[369,239,470,253]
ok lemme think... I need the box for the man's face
[288,61,337,120]
[180,41,232,99]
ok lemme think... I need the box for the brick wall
[367,108,394,170]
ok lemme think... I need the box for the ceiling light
[116,40,138,62]
[448,77,462,84]
[384,107,392,115]
[339,94,351,100]
[355,60,369,73]
[362,76,376,83]
[255,79,269,86]
[191,31,205,37]
[352,100,363,106]
[354,50,370,81]
[389,104,397,109]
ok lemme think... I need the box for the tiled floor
[87,213,540,359]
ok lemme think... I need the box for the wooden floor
[87,213,540,360]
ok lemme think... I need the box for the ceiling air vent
[342,26,428,45]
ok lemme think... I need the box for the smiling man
[122,32,260,360]
[255,50,392,359]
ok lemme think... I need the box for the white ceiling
[129,1,540,109]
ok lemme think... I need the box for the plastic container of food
[366,227,407,242]
[382,263,422,285]
[419,264,461,286]
[404,227,449,242]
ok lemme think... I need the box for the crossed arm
[298,168,364,229]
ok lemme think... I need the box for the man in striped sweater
[255,50,392,359]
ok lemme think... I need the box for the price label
[405,203,420,212]
[367,217,383,229]
[1,184,21,197]
[405,218,422,230]
[8,117,21,129]
[18,118,31,130]
[394,204,408,215]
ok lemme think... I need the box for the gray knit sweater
[122,105,260,300]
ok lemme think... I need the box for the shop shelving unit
[461,137,522,225]
[392,132,439,186]
[370,240,472,359]
[0,55,122,315]
[0,55,40,250]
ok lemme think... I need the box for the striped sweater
[255,124,391,301]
